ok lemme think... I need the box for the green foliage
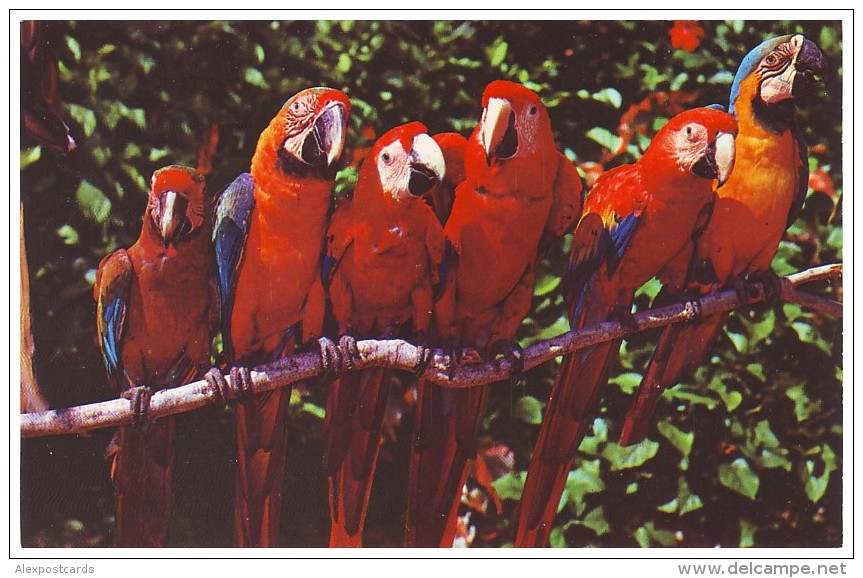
[21,19,841,548]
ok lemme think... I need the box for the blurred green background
[20,19,842,548]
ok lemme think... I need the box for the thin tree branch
[20,264,842,439]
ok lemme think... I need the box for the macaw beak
[792,37,826,97]
[407,133,446,197]
[692,132,736,186]
[300,101,347,168]
[481,97,517,165]
[713,132,735,186]
[762,35,826,105]
[156,190,190,247]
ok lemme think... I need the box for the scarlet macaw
[514,107,738,548]
[213,87,350,547]
[94,165,214,547]
[406,80,583,547]
[619,34,826,446]
[323,121,446,547]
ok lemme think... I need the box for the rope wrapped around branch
[20,263,842,439]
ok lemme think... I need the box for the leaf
[537,315,571,341]
[491,471,524,502]
[759,449,792,472]
[633,521,677,547]
[68,104,97,137]
[657,422,694,457]
[747,363,766,383]
[592,87,623,109]
[21,146,41,170]
[586,126,622,153]
[337,53,352,73]
[800,444,837,503]
[75,180,112,224]
[489,38,508,67]
[56,225,79,246]
[636,277,662,300]
[548,526,567,548]
[609,372,642,395]
[577,417,609,457]
[149,147,171,162]
[300,402,325,419]
[669,387,718,409]
[739,519,757,548]
[513,395,543,425]
[785,385,821,423]
[718,458,760,499]
[658,477,702,515]
[243,67,269,88]
[533,274,561,296]
[719,388,743,412]
[564,459,605,506]
[578,506,610,536]
[65,35,81,62]
[753,420,780,449]
[602,439,659,471]
[726,330,748,353]
[749,310,776,345]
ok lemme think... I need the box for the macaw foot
[204,365,254,404]
[338,334,361,372]
[440,339,483,380]
[490,339,525,385]
[749,269,785,307]
[318,336,345,378]
[121,385,153,427]
[611,304,638,333]
[409,330,433,377]
[729,273,762,306]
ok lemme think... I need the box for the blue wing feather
[102,298,125,382]
[606,212,639,278]
[213,172,256,360]
[95,249,133,392]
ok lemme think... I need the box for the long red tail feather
[326,368,390,548]
[112,417,175,547]
[406,380,489,547]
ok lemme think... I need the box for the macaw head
[478,80,553,166]
[146,165,207,248]
[263,86,351,177]
[729,34,825,119]
[646,107,738,186]
[357,121,446,203]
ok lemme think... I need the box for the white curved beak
[715,132,736,186]
[481,97,512,160]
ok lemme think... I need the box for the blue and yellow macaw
[619,34,826,446]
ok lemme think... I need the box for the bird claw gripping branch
[204,365,254,405]
[121,385,153,427]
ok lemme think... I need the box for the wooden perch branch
[20,264,842,439]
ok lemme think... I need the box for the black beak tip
[301,126,326,166]
[691,153,718,180]
[408,164,439,197]
[800,39,827,75]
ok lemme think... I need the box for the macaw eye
[765,54,778,66]
[529,105,538,116]
[686,126,693,137]
[381,151,392,164]
[292,101,301,112]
